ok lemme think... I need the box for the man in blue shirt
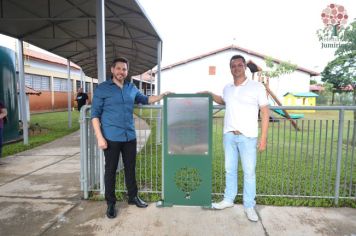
[91,57,169,219]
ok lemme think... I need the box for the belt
[231,130,242,135]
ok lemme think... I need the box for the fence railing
[80,105,356,204]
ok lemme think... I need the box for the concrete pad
[0,197,76,236]
[20,132,80,156]
[44,202,265,236]
[0,155,81,198]
[0,155,70,186]
[259,205,356,236]
[23,146,79,156]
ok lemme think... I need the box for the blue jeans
[223,132,257,208]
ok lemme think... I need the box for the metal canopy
[0,0,161,78]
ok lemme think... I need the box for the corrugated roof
[25,85,41,95]
[0,0,161,79]
[16,85,41,95]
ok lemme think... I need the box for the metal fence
[80,105,356,204]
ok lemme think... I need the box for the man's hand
[97,136,108,150]
[162,91,173,98]
[148,91,173,104]
[257,137,267,152]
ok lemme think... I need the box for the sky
[0,0,354,74]
[138,0,355,73]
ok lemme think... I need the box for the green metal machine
[160,94,212,207]
[0,46,20,143]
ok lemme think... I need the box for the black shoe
[128,196,148,208]
[106,203,117,218]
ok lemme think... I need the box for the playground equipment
[247,60,302,131]
[273,109,304,119]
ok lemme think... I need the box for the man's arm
[148,92,170,104]
[198,91,225,105]
[258,105,269,152]
[92,118,107,150]
[210,92,225,105]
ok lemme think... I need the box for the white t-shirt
[222,79,269,137]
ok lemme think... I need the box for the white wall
[161,51,234,96]
[159,49,313,104]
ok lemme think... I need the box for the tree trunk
[331,91,335,105]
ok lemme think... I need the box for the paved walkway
[0,131,356,236]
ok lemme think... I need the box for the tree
[321,20,356,104]
[261,56,297,78]
[321,20,356,144]
[310,79,318,85]
[336,20,356,56]
[321,53,355,104]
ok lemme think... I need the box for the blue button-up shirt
[91,79,149,142]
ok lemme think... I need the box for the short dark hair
[230,55,246,66]
[111,57,129,70]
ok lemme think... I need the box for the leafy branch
[261,56,297,78]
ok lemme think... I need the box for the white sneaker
[212,200,234,210]
[244,207,258,222]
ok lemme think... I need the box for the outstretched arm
[198,91,225,105]
[148,92,171,104]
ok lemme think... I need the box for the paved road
[0,131,355,236]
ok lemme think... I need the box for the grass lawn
[2,111,80,157]
[213,110,356,207]
[109,109,356,208]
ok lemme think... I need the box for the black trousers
[103,139,138,204]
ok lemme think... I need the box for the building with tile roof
[157,45,319,103]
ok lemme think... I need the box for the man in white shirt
[206,55,269,222]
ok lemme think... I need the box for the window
[296,98,302,106]
[85,82,90,93]
[76,81,91,92]
[53,78,72,92]
[209,66,216,75]
[25,74,31,87]
[76,80,82,91]
[24,73,50,91]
